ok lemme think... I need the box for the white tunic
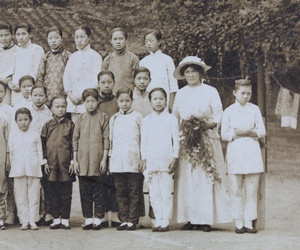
[63,45,102,113]
[221,102,266,174]
[140,50,178,103]
[172,83,231,225]
[12,41,44,105]
[109,110,143,173]
[141,111,179,172]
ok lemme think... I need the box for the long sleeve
[172,95,180,120]
[102,113,110,151]
[131,54,140,73]
[171,116,180,158]
[166,56,178,93]
[8,132,13,161]
[101,55,109,70]
[36,53,47,85]
[254,106,266,139]
[72,114,81,152]
[210,88,223,124]
[92,53,102,81]
[32,46,45,80]
[221,109,235,142]
[63,54,73,93]
[41,122,48,159]
[36,134,47,165]
[141,118,148,160]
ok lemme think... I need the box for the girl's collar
[119,108,133,115]
[115,46,126,55]
[150,49,162,56]
[0,40,14,51]
[51,45,64,55]
[77,44,90,52]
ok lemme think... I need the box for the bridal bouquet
[180,116,221,184]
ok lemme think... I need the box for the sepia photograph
[0,0,299,249]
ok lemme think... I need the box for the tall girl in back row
[63,25,102,121]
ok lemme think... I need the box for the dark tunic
[98,94,119,119]
[41,116,75,182]
[72,110,110,176]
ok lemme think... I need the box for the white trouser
[229,173,260,221]
[14,176,40,224]
[148,171,173,228]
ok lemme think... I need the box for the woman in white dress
[172,56,231,232]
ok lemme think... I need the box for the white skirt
[173,138,232,225]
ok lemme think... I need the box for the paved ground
[0,183,299,250]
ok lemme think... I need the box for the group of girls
[0,21,266,234]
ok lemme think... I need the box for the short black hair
[15,107,32,121]
[47,25,63,37]
[98,70,115,82]
[14,23,31,34]
[76,24,91,37]
[50,94,67,107]
[0,22,12,34]
[116,87,133,100]
[148,87,167,101]
[82,88,99,101]
[31,85,47,96]
[234,78,252,91]
[110,27,127,40]
[134,67,151,79]
[19,75,35,87]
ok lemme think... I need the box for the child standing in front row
[141,88,179,232]
[73,88,109,230]
[0,116,9,230]
[97,71,120,228]
[221,79,266,234]
[9,108,47,230]
[41,95,75,230]
[109,87,144,231]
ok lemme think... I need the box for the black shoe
[44,220,53,226]
[101,221,109,228]
[126,224,136,231]
[244,227,257,234]
[152,226,160,232]
[235,227,245,234]
[180,222,194,230]
[0,224,6,230]
[61,224,71,230]
[82,223,93,230]
[50,223,61,230]
[36,216,45,226]
[111,221,121,228]
[159,226,169,232]
[93,224,102,230]
[116,224,127,231]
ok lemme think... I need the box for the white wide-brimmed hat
[173,56,211,80]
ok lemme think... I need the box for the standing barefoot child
[102,27,139,94]
[10,23,44,106]
[221,79,266,234]
[141,88,179,232]
[73,88,109,230]
[63,25,102,121]
[0,116,9,230]
[37,26,71,105]
[140,29,178,112]
[97,70,120,228]
[41,95,75,230]
[109,87,144,231]
[9,108,47,230]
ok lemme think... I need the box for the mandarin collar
[54,115,65,124]
[150,49,162,56]
[19,40,31,49]
[133,87,148,98]
[32,103,47,111]
[78,44,90,52]
[119,108,133,115]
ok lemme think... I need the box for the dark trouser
[7,177,16,217]
[114,173,143,224]
[48,181,73,219]
[104,174,118,212]
[79,176,106,219]
[41,176,51,215]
